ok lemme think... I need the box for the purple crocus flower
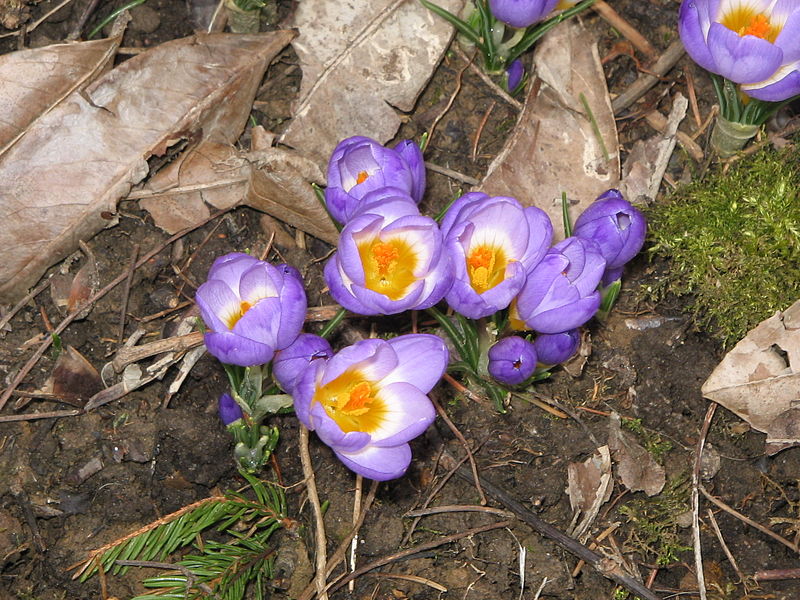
[533,329,580,365]
[512,237,606,333]
[489,0,559,28]
[293,334,448,481]
[218,393,243,426]
[679,0,800,101]
[488,336,537,385]
[573,189,646,284]
[441,192,552,319]
[325,201,453,316]
[273,333,333,395]
[325,136,426,224]
[195,253,307,367]
[506,59,525,92]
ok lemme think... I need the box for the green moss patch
[645,145,800,345]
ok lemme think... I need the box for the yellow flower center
[467,244,508,294]
[314,370,386,433]
[358,238,418,300]
[721,7,779,42]
[225,300,253,329]
[508,299,528,332]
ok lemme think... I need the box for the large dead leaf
[136,128,339,243]
[608,413,665,496]
[280,0,463,166]
[0,33,122,156]
[702,298,800,454]
[480,20,619,240]
[0,31,294,303]
[566,445,613,542]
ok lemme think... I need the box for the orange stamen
[468,247,493,270]
[356,170,369,185]
[372,242,400,274]
[342,381,374,413]
[226,300,253,329]
[740,13,771,38]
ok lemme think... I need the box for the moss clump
[645,145,800,345]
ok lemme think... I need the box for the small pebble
[130,5,160,33]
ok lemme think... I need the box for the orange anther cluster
[342,381,374,413]
[468,246,493,270]
[356,170,369,184]
[373,242,400,273]
[740,13,771,39]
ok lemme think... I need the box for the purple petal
[394,139,426,203]
[679,0,718,73]
[381,334,449,393]
[489,0,559,28]
[203,330,276,366]
[527,292,601,334]
[206,253,259,293]
[195,279,241,333]
[334,443,413,481]
[273,334,333,394]
[742,60,800,100]
[309,402,371,453]
[368,382,436,446]
[534,329,581,365]
[706,22,784,83]
[488,336,537,385]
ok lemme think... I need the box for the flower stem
[319,307,347,339]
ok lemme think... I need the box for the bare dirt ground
[1,1,799,599]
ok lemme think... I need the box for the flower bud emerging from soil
[218,393,243,426]
[488,336,537,385]
[293,334,448,481]
[533,329,580,365]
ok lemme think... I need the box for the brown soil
[1,1,799,599]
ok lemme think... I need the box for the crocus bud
[488,336,537,385]
[218,393,243,426]
[273,334,333,395]
[505,59,525,92]
[489,0,559,28]
[533,329,580,366]
[573,189,646,283]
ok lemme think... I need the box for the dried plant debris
[480,19,619,241]
[0,31,294,304]
[646,144,800,345]
[608,413,665,497]
[281,0,464,166]
[702,298,800,454]
[567,445,613,542]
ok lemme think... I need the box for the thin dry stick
[297,480,379,600]
[612,39,685,114]
[593,0,657,58]
[0,209,232,413]
[299,425,329,600]
[698,484,799,554]
[423,162,480,186]
[404,505,513,518]
[471,100,496,162]
[684,69,702,128]
[426,52,474,150]
[0,278,51,332]
[454,47,522,110]
[325,520,514,595]
[430,394,487,505]
[118,244,140,344]
[692,402,717,600]
[349,474,363,592]
[0,409,80,423]
[706,508,744,583]
[754,568,800,581]
[0,0,76,39]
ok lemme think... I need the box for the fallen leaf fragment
[480,20,620,240]
[281,0,464,166]
[608,413,665,496]
[702,298,800,454]
[0,31,294,304]
[567,445,613,541]
[44,346,103,407]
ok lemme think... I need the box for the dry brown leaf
[0,34,123,157]
[608,413,665,496]
[44,346,103,407]
[0,31,294,303]
[702,298,800,455]
[280,0,463,166]
[480,20,619,240]
[566,445,612,541]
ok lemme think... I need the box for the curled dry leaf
[566,445,613,542]
[0,31,294,304]
[480,20,619,240]
[280,0,463,166]
[702,298,800,455]
[608,413,665,496]
[44,345,103,407]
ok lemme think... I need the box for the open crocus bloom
[512,237,605,334]
[679,0,800,101]
[324,199,453,315]
[294,334,448,481]
[195,253,307,366]
[441,193,552,319]
[325,136,426,224]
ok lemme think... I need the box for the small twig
[531,576,550,600]
[592,0,657,59]
[325,520,514,595]
[431,394,487,505]
[423,162,480,186]
[0,278,51,332]
[510,392,568,419]
[684,69,702,128]
[698,484,799,554]
[612,40,685,114]
[643,109,705,162]
[11,487,46,553]
[571,522,621,577]
[706,508,744,583]
[0,209,232,413]
[404,505,514,518]
[299,425,329,600]
[118,244,139,344]
[471,100,496,162]
[349,474,363,592]
[139,300,193,323]
[0,409,80,423]
[427,51,474,150]
[0,0,77,39]
[454,46,523,110]
[692,403,717,600]
[68,0,101,39]
[754,568,800,581]
[368,572,447,592]
[113,560,222,599]
[442,373,490,407]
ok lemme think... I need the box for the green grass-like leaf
[646,145,800,345]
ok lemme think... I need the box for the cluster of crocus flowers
[293,335,448,480]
